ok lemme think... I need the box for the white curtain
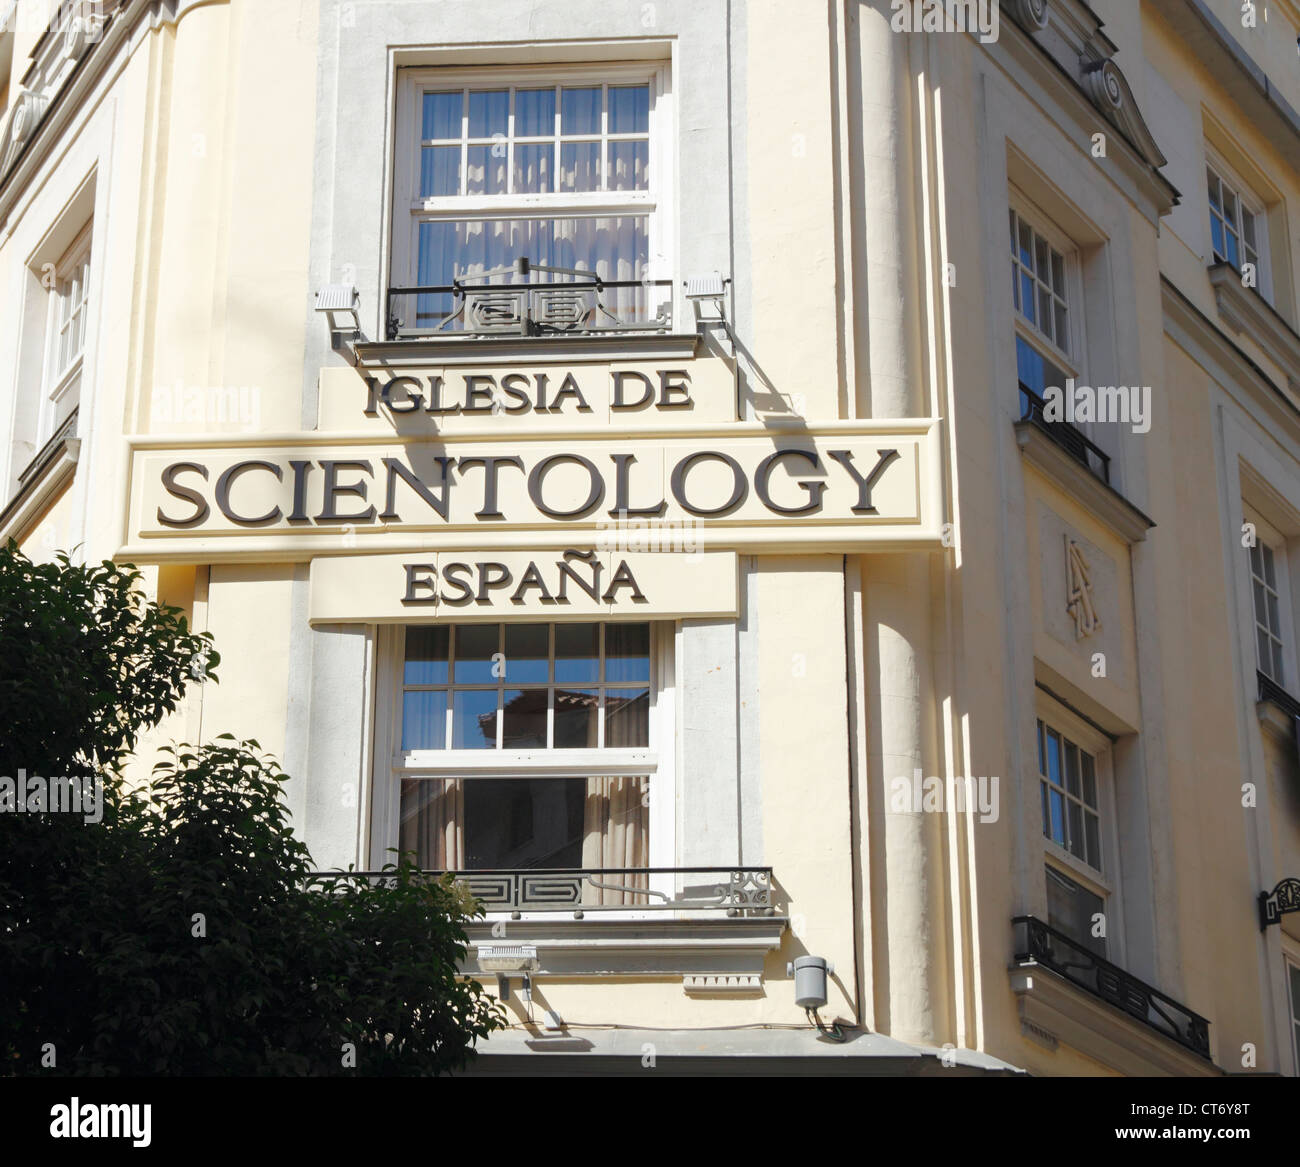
[417,216,649,326]
[582,688,650,905]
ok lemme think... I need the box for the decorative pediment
[1003,0,1169,173]
[1080,59,1168,170]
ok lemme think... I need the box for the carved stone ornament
[0,89,51,180]
[1006,0,1050,31]
[1065,536,1100,640]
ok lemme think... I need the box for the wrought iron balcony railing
[1013,915,1210,1058]
[1018,384,1111,484]
[386,259,673,341]
[1257,669,1300,721]
[307,866,777,917]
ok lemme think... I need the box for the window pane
[561,86,602,135]
[1040,780,1050,836]
[419,216,648,286]
[1049,788,1066,846]
[1019,222,1034,268]
[504,624,549,683]
[1274,641,1286,685]
[1054,302,1068,351]
[1067,801,1084,859]
[453,624,499,684]
[1250,542,1263,577]
[398,778,462,868]
[405,625,450,684]
[1243,209,1257,249]
[1009,209,1018,255]
[1263,544,1277,587]
[554,687,600,747]
[422,91,462,140]
[560,141,601,192]
[1207,168,1221,211]
[1211,214,1225,259]
[608,85,650,134]
[1050,251,1065,294]
[1046,865,1106,956]
[1225,229,1240,269]
[401,689,447,750]
[1259,627,1274,674]
[463,777,586,868]
[609,140,649,191]
[1268,590,1281,634]
[452,688,499,749]
[1255,582,1269,627]
[466,144,507,195]
[1012,260,1019,310]
[1045,729,1062,788]
[606,623,651,682]
[514,142,554,193]
[1081,751,1097,807]
[1020,273,1036,324]
[1035,238,1049,280]
[1036,720,1046,775]
[1084,811,1101,870]
[420,145,461,197]
[1224,187,1238,226]
[501,688,548,748]
[1064,742,1080,797]
[468,89,508,138]
[515,88,556,137]
[1038,289,1053,340]
[555,623,599,683]
[1289,963,1300,1022]
[606,688,650,747]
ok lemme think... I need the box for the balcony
[308,866,786,985]
[386,260,674,342]
[308,865,775,918]
[1012,916,1211,1063]
[1017,384,1111,484]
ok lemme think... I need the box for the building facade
[3,0,1299,1075]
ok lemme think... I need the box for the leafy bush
[0,542,502,1075]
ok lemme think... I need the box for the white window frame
[1286,950,1300,1076]
[39,223,92,444]
[1206,151,1272,302]
[1244,505,1296,689]
[1009,198,1087,389]
[1034,701,1123,962]
[390,61,675,302]
[369,620,675,920]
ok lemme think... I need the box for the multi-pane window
[1251,536,1287,684]
[42,226,91,439]
[395,622,653,888]
[1037,718,1101,870]
[1036,715,1111,956]
[1207,164,1263,283]
[1010,206,1078,419]
[395,66,666,332]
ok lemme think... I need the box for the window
[1036,714,1114,956]
[390,622,656,900]
[1246,509,1293,687]
[41,224,92,441]
[1207,160,1269,298]
[1009,205,1081,419]
[392,64,670,333]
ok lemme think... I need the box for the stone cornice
[1208,262,1300,397]
[1148,0,1300,173]
[1014,421,1156,544]
[1161,275,1300,447]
